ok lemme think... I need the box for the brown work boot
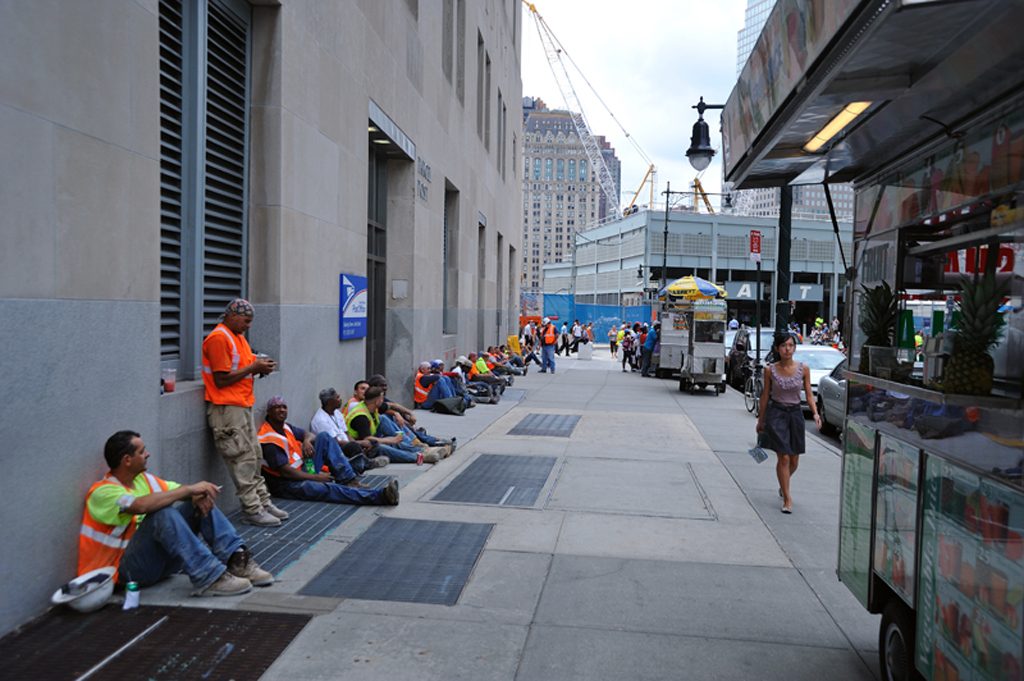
[198,571,252,597]
[370,456,390,468]
[381,479,400,506]
[227,547,274,586]
[263,501,289,520]
[420,449,441,464]
[343,478,372,489]
[241,508,281,527]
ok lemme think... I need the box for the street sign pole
[750,230,762,363]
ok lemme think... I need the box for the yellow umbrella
[657,275,727,300]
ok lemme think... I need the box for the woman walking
[755,332,821,513]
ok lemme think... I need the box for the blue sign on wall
[339,273,367,340]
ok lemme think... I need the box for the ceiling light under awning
[803,102,872,153]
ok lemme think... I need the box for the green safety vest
[345,401,379,440]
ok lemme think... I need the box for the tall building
[732,0,855,223]
[0,0,521,635]
[521,96,621,291]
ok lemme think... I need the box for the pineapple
[943,274,1008,395]
[858,282,899,374]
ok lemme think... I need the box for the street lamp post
[686,95,793,334]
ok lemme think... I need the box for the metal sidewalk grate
[432,454,557,506]
[299,517,493,605]
[227,475,393,576]
[0,605,311,681]
[507,413,581,437]
[501,387,527,402]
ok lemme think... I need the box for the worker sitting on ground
[259,396,399,506]
[452,355,499,403]
[346,386,445,464]
[79,430,272,598]
[469,352,509,394]
[487,346,525,376]
[367,374,454,452]
[309,387,389,472]
[414,361,473,411]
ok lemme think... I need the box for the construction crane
[523,2,624,222]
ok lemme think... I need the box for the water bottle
[123,581,140,610]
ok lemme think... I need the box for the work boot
[198,571,252,597]
[227,547,274,586]
[342,478,372,489]
[241,508,281,527]
[370,456,390,468]
[421,450,441,464]
[263,502,289,520]
[381,479,400,506]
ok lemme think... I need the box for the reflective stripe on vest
[78,473,169,581]
[258,422,303,476]
[543,324,557,344]
[201,323,255,406]
[414,372,429,403]
[345,401,378,440]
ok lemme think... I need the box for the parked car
[792,346,846,411]
[816,359,847,436]
[727,328,801,388]
[723,328,738,378]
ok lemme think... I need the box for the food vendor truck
[721,1,1024,679]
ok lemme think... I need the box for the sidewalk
[125,348,883,680]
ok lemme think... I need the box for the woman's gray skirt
[763,401,806,455]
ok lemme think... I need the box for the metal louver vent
[202,1,249,336]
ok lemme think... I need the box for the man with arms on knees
[539,317,558,373]
[414,362,473,411]
[367,374,453,453]
[79,431,272,597]
[259,397,399,506]
[202,298,286,527]
[309,388,389,471]
[347,386,443,464]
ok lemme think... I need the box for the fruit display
[943,274,1010,396]
[873,435,919,602]
[920,457,1024,680]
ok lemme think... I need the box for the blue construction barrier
[540,297,653,340]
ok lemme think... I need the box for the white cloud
[521,0,748,210]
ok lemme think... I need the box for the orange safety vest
[258,422,304,476]
[414,371,430,403]
[78,473,170,580]
[201,324,256,407]
[543,323,557,344]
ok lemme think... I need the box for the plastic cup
[162,368,176,393]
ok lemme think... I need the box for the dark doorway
[367,148,388,377]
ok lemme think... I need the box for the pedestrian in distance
[755,332,821,513]
[608,324,618,359]
[538,317,558,373]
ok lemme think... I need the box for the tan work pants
[206,403,270,515]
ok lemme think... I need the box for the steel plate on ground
[299,517,493,605]
[507,413,581,437]
[432,453,557,506]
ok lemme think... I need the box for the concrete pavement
[144,347,882,680]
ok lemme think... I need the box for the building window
[443,186,459,333]
[544,158,552,181]
[556,158,564,181]
[159,0,251,376]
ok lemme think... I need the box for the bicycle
[743,361,764,416]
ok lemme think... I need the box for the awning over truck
[723,0,1024,190]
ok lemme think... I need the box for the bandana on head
[224,298,255,318]
[266,395,287,409]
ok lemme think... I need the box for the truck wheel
[879,601,919,681]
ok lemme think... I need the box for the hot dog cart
[721,1,1024,679]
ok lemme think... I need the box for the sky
[520,0,749,211]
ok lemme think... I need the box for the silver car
[815,358,847,435]
[792,346,846,411]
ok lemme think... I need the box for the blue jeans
[376,442,420,464]
[378,414,422,452]
[118,501,242,591]
[311,432,361,482]
[541,344,556,372]
[640,347,654,375]
[268,476,385,506]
